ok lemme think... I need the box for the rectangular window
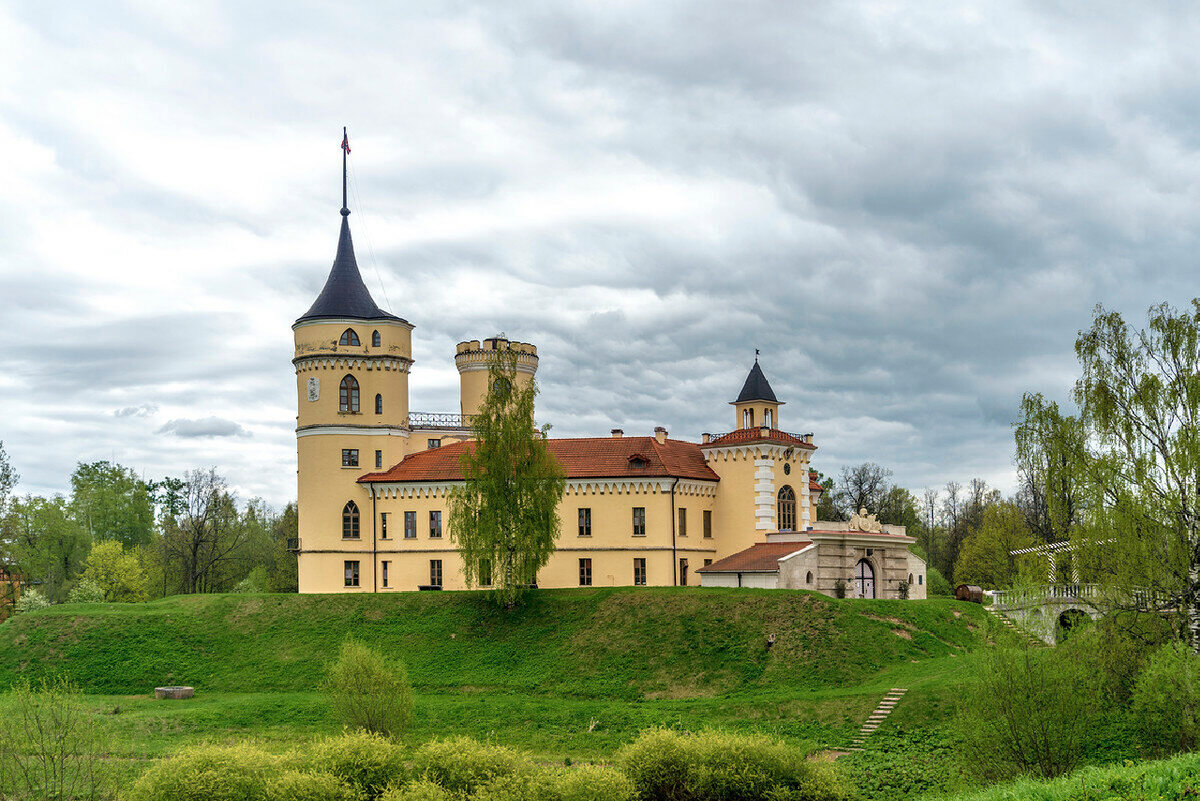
[380,512,388,539]
[375,450,383,469]
[430,559,443,587]
[632,507,646,537]
[382,560,390,588]
[633,558,647,586]
[479,559,492,587]
[579,558,592,586]
[679,558,689,587]
[344,560,360,587]
[678,508,687,537]
[404,511,417,539]
[428,438,441,449]
[704,558,713,567]
[342,449,359,467]
[578,507,592,537]
[429,510,442,538]
[703,510,712,539]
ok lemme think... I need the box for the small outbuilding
[955,584,984,604]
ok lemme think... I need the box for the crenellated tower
[454,336,539,418]
[293,128,412,592]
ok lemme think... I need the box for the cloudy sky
[1,2,1197,508]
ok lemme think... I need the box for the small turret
[454,336,539,417]
[731,355,783,430]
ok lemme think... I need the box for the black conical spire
[735,359,778,403]
[296,129,404,324]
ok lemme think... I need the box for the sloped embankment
[0,587,984,696]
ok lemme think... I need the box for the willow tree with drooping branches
[448,348,565,608]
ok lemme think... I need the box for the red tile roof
[360,436,720,484]
[697,542,812,573]
[703,428,816,449]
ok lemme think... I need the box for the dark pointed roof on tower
[734,359,779,403]
[296,127,405,325]
[296,215,404,323]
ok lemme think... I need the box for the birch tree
[448,349,565,609]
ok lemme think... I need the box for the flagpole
[341,126,349,216]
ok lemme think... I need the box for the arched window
[743,408,754,428]
[339,375,360,412]
[806,571,813,585]
[909,573,914,585]
[371,330,381,347]
[854,558,875,599]
[777,485,796,531]
[375,394,383,415]
[339,329,360,346]
[765,409,774,428]
[342,501,360,539]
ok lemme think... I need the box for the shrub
[325,641,414,736]
[1132,640,1200,755]
[126,742,279,801]
[68,579,106,604]
[15,588,50,614]
[266,769,363,801]
[304,731,408,800]
[926,567,952,597]
[380,778,456,801]
[956,642,1100,780]
[557,764,638,801]
[413,736,531,795]
[0,676,111,801]
[234,566,269,594]
[473,770,563,801]
[618,728,840,801]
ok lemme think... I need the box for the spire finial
[340,127,351,217]
[755,348,760,362]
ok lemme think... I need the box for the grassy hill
[0,587,985,697]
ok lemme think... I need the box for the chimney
[654,426,668,444]
[611,428,624,438]
[701,433,711,444]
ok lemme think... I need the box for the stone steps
[848,688,908,750]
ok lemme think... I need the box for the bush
[267,769,363,801]
[557,764,638,801]
[956,642,1100,780]
[413,736,531,795]
[325,641,414,736]
[68,579,106,603]
[15,588,50,613]
[926,567,952,597]
[618,728,841,801]
[1132,640,1200,755]
[304,731,407,800]
[380,778,457,801]
[473,770,563,801]
[234,566,269,594]
[126,742,279,801]
[0,676,111,801]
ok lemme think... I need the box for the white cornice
[297,426,411,438]
[293,318,415,332]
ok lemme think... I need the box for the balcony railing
[408,412,476,430]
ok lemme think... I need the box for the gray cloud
[1,1,1198,505]
[158,418,250,439]
[114,404,159,418]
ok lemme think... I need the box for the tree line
[0,452,297,614]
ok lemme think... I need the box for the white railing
[991,583,1099,610]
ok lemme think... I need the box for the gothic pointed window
[777,485,796,531]
[339,329,360,346]
[371,330,381,347]
[342,501,360,539]
[339,375,359,412]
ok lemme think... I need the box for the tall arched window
[342,501,360,539]
[339,375,360,412]
[371,330,381,347]
[375,394,383,414]
[777,485,796,531]
[764,409,774,428]
[339,329,360,346]
[743,408,754,428]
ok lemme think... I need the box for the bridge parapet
[992,583,1099,611]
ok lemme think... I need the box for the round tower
[293,130,412,593]
[454,337,538,418]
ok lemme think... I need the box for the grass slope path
[0,588,985,697]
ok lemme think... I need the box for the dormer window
[339,329,360,346]
[371,330,381,347]
[628,453,649,469]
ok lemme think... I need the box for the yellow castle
[292,148,925,599]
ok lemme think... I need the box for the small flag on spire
[342,131,351,154]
